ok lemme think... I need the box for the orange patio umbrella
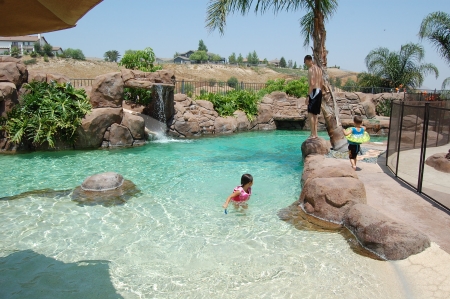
[0,0,103,36]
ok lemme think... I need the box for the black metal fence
[174,80,267,96]
[386,100,450,210]
[70,79,94,88]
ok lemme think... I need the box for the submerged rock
[72,172,140,206]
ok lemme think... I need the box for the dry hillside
[23,56,358,83]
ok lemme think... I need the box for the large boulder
[344,204,430,260]
[301,155,358,187]
[109,123,134,147]
[234,110,250,131]
[72,172,140,207]
[27,70,47,83]
[0,57,27,88]
[0,82,19,117]
[46,73,70,84]
[74,107,123,149]
[121,112,145,140]
[301,177,367,223]
[426,153,450,173]
[214,116,237,134]
[90,72,124,108]
[300,137,330,159]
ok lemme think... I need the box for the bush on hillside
[227,76,239,88]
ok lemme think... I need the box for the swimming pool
[0,131,406,298]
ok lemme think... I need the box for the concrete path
[355,153,450,254]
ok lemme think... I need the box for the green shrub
[1,81,91,148]
[119,47,161,72]
[3,50,10,55]
[227,76,239,88]
[218,81,225,87]
[208,78,216,87]
[23,58,37,65]
[376,98,392,117]
[197,89,260,120]
[124,87,153,105]
[183,83,194,96]
[63,48,85,60]
[262,77,308,98]
[10,46,20,57]
[43,54,49,62]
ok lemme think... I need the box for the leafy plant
[104,50,121,62]
[30,51,37,58]
[376,98,392,117]
[119,47,161,72]
[43,43,54,57]
[1,81,91,148]
[124,87,153,105]
[208,78,216,87]
[44,54,49,62]
[197,89,260,120]
[262,78,308,98]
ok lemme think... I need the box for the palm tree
[104,50,121,62]
[206,0,348,151]
[364,43,438,90]
[418,11,450,89]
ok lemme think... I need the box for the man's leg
[309,113,318,138]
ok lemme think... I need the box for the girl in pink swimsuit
[222,174,253,210]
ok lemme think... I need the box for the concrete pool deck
[341,142,450,298]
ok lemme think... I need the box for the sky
[44,0,450,89]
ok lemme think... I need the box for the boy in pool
[343,116,369,170]
[222,174,253,210]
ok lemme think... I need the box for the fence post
[395,101,405,176]
[372,86,374,94]
[417,103,430,193]
[386,99,394,166]
[181,79,185,94]
[241,81,244,90]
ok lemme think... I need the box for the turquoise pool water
[0,131,403,298]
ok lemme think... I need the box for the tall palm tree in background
[418,11,450,89]
[206,0,348,151]
[363,43,438,90]
[104,50,121,62]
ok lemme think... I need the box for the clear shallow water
[0,131,404,298]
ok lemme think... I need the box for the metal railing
[70,79,94,88]
[386,100,450,210]
[174,80,267,96]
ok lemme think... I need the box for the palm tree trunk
[312,0,347,151]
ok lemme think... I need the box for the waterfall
[155,84,166,124]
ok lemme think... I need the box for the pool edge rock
[291,143,430,260]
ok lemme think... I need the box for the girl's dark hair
[241,173,253,186]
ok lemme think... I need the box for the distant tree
[251,50,259,64]
[210,53,222,62]
[302,63,308,70]
[33,42,42,55]
[287,59,293,68]
[173,51,180,58]
[364,43,438,89]
[343,78,358,92]
[43,44,53,57]
[328,76,335,85]
[335,77,342,87]
[237,53,244,64]
[228,52,236,64]
[263,58,268,64]
[357,72,390,88]
[419,11,450,89]
[119,47,161,72]
[64,48,85,60]
[279,57,287,68]
[10,46,20,57]
[293,61,297,69]
[246,52,252,64]
[189,50,209,63]
[104,50,121,62]
[198,39,208,52]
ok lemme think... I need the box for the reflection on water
[0,131,404,298]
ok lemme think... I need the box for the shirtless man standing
[304,55,324,139]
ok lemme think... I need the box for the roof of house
[178,50,195,56]
[174,56,190,61]
[0,35,48,44]
[269,59,280,63]
[52,46,63,51]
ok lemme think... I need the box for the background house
[0,34,60,55]
[173,56,190,64]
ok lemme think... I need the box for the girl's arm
[223,190,241,209]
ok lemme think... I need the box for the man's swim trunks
[307,88,322,115]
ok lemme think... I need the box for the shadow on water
[0,189,72,201]
[278,201,384,261]
[0,250,123,299]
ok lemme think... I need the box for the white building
[0,34,62,56]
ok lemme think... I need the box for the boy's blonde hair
[353,115,363,124]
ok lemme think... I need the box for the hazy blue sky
[44,0,450,89]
